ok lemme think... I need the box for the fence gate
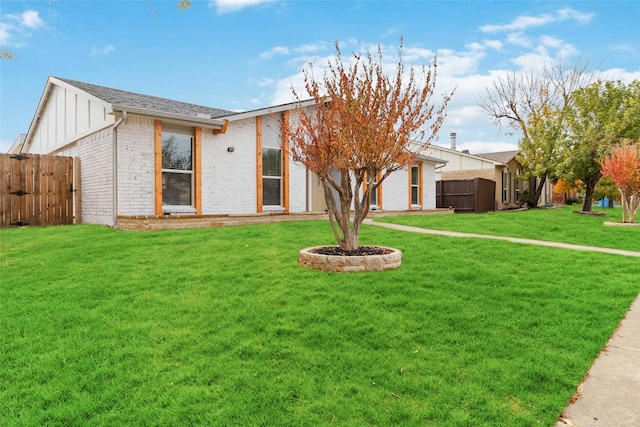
[1,153,80,227]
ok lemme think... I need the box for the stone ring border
[298,246,402,272]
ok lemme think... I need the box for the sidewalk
[364,219,640,426]
[363,219,640,258]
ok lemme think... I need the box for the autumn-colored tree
[281,41,452,251]
[600,141,640,223]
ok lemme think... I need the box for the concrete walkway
[364,219,640,426]
[364,219,640,257]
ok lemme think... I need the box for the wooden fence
[436,178,496,213]
[0,153,80,227]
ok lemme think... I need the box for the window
[262,147,282,206]
[411,164,421,207]
[162,132,193,206]
[367,173,381,209]
[502,170,510,203]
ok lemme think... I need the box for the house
[423,133,552,210]
[15,76,446,228]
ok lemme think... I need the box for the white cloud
[480,7,593,33]
[506,32,532,48]
[484,40,503,50]
[20,10,45,29]
[0,22,12,45]
[612,43,637,56]
[0,9,46,47]
[90,44,115,57]
[294,42,328,54]
[596,68,640,83]
[210,0,276,14]
[539,35,563,48]
[556,7,593,24]
[259,46,289,59]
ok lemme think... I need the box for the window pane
[263,177,281,205]
[411,166,419,185]
[163,172,192,206]
[162,133,192,171]
[262,148,281,177]
[412,186,419,205]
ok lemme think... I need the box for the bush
[565,196,583,205]
[519,190,538,207]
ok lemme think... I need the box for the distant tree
[559,80,640,213]
[593,177,619,208]
[280,41,452,251]
[600,141,640,223]
[479,60,592,206]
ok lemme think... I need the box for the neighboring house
[15,76,445,227]
[424,134,552,210]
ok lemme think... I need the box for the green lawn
[1,219,639,426]
[376,205,640,252]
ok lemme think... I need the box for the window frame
[409,163,423,209]
[161,131,194,209]
[154,121,201,215]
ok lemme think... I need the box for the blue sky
[1,0,639,153]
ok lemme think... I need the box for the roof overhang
[111,105,226,130]
[221,98,318,122]
[417,154,448,164]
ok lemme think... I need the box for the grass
[376,205,640,252]
[1,219,639,426]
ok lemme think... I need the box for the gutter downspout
[111,111,126,227]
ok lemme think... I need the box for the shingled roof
[55,77,234,119]
[474,150,520,164]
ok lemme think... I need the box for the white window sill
[411,204,422,210]
[370,205,380,211]
[263,206,286,213]
[163,206,196,215]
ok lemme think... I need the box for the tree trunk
[581,172,602,213]
[529,175,547,208]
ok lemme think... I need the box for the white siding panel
[56,87,65,143]
[66,89,76,139]
[76,95,89,134]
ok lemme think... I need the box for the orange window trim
[154,120,163,215]
[154,120,201,215]
[256,116,263,213]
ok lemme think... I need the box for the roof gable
[54,77,234,119]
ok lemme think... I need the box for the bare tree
[479,60,592,205]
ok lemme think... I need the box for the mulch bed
[309,246,393,256]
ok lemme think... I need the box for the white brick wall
[76,127,114,225]
[289,161,307,212]
[202,118,258,214]
[423,162,436,209]
[116,115,156,216]
[378,161,437,211]
[382,168,409,210]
